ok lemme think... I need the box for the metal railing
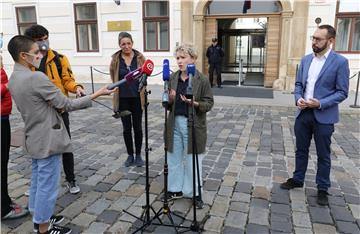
[350,71,360,108]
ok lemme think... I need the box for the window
[16,6,37,35]
[74,3,99,52]
[143,1,169,51]
[335,1,360,53]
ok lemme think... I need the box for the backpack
[52,50,63,77]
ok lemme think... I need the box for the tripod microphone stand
[121,75,161,233]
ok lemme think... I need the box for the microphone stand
[122,74,162,233]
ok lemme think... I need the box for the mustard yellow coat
[31,49,82,96]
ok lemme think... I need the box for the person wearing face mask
[162,43,214,209]
[7,35,115,234]
[280,25,349,206]
[1,54,30,220]
[24,24,84,195]
[110,32,145,167]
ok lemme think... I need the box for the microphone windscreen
[124,67,142,81]
[187,64,196,76]
[142,59,154,76]
[163,59,170,81]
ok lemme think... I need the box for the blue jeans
[168,116,203,197]
[293,109,334,191]
[28,154,61,224]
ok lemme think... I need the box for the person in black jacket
[206,38,224,88]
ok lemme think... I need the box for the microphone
[138,59,154,91]
[185,64,195,99]
[162,59,170,108]
[107,67,142,90]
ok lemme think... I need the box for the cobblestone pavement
[2,98,360,234]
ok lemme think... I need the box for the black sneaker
[124,155,134,167]
[317,190,329,206]
[280,178,304,190]
[134,154,144,167]
[161,191,183,201]
[34,215,64,232]
[195,196,204,209]
[37,224,71,234]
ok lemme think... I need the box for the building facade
[1,0,359,90]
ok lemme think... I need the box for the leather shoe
[280,178,304,190]
[317,190,329,206]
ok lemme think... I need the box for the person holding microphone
[7,35,115,234]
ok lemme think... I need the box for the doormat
[212,86,273,98]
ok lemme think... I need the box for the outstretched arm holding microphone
[6,35,116,234]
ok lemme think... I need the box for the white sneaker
[67,181,80,194]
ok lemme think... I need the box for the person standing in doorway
[280,25,349,206]
[24,24,84,194]
[206,38,224,88]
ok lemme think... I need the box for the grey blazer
[9,63,92,159]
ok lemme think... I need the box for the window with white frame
[16,6,37,35]
[74,3,99,52]
[335,0,360,52]
[143,1,169,51]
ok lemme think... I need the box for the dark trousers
[119,97,143,156]
[209,63,222,87]
[1,118,12,217]
[61,112,75,182]
[293,109,334,191]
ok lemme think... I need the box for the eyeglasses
[310,36,327,42]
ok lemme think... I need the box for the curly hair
[174,43,198,60]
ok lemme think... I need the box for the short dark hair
[212,38,218,42]
[318,24,336,39]
[118,32,133,43]
[8,35,35,61]
[24,24,49,39]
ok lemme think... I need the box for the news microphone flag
[186,64,195,98]
[163,59,170,81]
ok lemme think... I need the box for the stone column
[273,11,293,90]
[285,1,309,91]
[193,14,205,71]
[181,1,193,44]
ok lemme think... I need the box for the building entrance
[219,18,267,86]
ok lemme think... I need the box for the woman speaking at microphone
[164,44,214,208]
[110,32,145,167]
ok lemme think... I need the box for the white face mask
[25,52,43,69]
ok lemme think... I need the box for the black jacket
[206,44,224,64]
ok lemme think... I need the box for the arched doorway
[193,0,292,88]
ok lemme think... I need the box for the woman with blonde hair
[164,43,214,208]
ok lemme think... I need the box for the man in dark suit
[206,38,224,88]
[280,25,349,206]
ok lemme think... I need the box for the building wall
[306,0,360,91]
[1,0,182,85]
[1,0,358,90]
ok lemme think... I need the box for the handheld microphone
[162,59,170,107]
[107,67,142,90]
[138,59,154,91]
[185,64,196,99]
